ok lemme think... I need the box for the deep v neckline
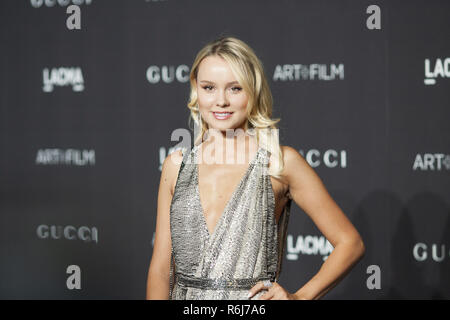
[195,145,262,240]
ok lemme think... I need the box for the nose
[216,89,229,107]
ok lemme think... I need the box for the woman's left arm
[250,146,365,300]
[283,146,365,300]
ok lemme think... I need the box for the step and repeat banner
[0,0,449,299]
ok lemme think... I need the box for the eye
[231,86,242,92]
[202,85,213,91]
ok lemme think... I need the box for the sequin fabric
[169,143,292,300]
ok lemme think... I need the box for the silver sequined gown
[169,144,292,300]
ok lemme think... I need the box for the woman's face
[196,55,249,133]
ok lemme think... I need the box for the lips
[212,111,233,120]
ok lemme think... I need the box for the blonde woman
[146,36,365,300]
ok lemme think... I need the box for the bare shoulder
[279,144,328,197]
[267,145,305,186]
[161,149,185,195]
[280,145,303,163]
[279,144,305,168]
[279,145,311,184]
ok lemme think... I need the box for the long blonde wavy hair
[187,36,284,178]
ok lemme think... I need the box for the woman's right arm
[146,150,183,300]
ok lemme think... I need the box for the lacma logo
[424,58,450,85]
[286,234,334,261]
[43,67,84,92]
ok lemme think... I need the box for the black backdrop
[0,0,449,299]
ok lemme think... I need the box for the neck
[200,128,258,165]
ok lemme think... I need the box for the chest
[196,163,289,227]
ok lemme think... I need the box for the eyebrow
[199,80,240,85]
